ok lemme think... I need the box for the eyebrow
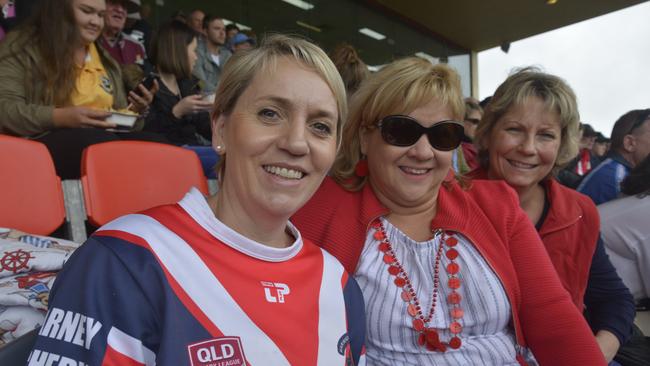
[262,96,337,120]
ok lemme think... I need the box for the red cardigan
[472,169,599,310]
[293,177,606,366]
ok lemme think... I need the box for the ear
[212,112,227,154]
[622,134,636,153]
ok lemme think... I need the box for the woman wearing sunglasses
[472,68,635,365]
[293,57,606,365]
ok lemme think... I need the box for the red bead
[388,265,400,275]
[401,290,411,302]
[448,292,462,304]
[413,319,425,331]
[371,220,381,228]
[378,242,390,252]
[449,336,462,349]
[383,254,395,264]
[449,322,462,334]
[446,262,459,274]
[446,248,459,260]
[451,308,464,319]
[445,236,458,246]
[407,304,417,317]
[448,278,461,289]
[425,328,440,345]
[374,230,386,240]
[417,333,426,346]
[394,277,406,287]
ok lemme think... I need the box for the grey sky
[478,1,650,137]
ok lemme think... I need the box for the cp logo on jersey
[261,281,290,303]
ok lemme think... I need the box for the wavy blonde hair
[331,57,465,191]
[474,67,580,176]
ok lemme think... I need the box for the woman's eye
[311,122,332,136]
[539,132,557,140]
[259,108,279,120]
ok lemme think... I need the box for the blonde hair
[212,34,347,177]
[331,57,465,191]
[474,67,580,175]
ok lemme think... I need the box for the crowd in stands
[0,1,648,365]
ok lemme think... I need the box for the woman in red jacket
[292,57,606,365]
[473,67,634,364]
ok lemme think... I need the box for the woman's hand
[127,79,159,114]
[595,330,620,362]
[52,106,114,129]
[171,94,214,119]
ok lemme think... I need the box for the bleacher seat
[81,140,209,226]
[0,135,66,235]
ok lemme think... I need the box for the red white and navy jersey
[28,188,366,366]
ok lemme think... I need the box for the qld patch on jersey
[188,336,248,366]
[100,75,113,94]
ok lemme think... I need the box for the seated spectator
[558,123,602,188]
[193,14,231,94]
[29,33,365,366]
[461,97,481,170]
[330,43,369,99]
[593,132,611,160]
[123,2,153,55]
[144,21,216,177]
[187,8,205,35]
[97,0,146,67]
[231,32,255,53]
[224,23,239,51]
[599,154,650,303]
[473,67,635,364]
[0,0,163,179]
[578,109,650,204]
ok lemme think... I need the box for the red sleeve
[506,196,606,365]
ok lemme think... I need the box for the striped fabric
[354,217,522,365]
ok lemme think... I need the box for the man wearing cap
[231,32,255,53]
[558,123,602,188]
[578,109,650,204]
[98,0,146,67]
[193,14,231,94]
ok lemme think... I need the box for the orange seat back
[0,135,66,234]
[81,141,208,226]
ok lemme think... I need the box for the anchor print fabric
[0,230,80,345]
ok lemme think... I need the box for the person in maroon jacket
[473,67,634,364]
[292,57,606,365]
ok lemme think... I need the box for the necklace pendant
[423,328,447,352]
[401,290,411,302]
[407,303,418,317]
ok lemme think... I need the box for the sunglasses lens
[428,122,463,151]
[380,117,422,146]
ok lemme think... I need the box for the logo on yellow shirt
[100,76,113,94]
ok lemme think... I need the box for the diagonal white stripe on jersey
[107,326,156,365]
[100,214,291,365]
[317,250,347,365]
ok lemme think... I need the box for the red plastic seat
[0,135,66,234]
[81,141,209,226]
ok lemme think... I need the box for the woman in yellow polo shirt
[0,0,164,179]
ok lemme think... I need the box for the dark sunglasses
[377,115,464,151]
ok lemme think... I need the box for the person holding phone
[0,0,163,179]
[143,20,218,177]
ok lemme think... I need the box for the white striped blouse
[354,217,526,365]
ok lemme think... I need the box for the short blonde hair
[474,67,580,175]
[331,57,465,191]
[212,34,347,176]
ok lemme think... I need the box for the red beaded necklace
[371,218,463,352]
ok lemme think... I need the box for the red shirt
[293,177,606,366]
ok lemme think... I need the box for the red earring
[355,158,369,177]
